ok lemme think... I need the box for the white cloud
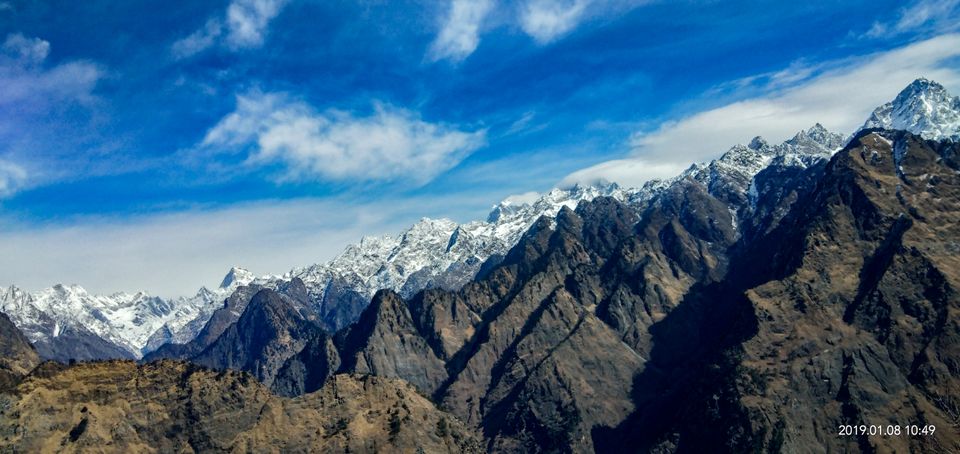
[0,33,100,108]
[2,33,49,65]
[502,190,541,205]
[429,0,495,62]
[225,0,288,49]
[171,0,288,58]
[426,0,649,60]
[171,19,223,59]
[201,92,487,185]
[0,159,26,198]
[560,158,684,188]
[0,34,102,198]
[865,0,959,38]
[520,0,591,43]
[562,33,960,188]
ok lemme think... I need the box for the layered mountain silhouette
[0,79,958,453]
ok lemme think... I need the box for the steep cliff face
[0,360,481,453]
[726,130,960,453]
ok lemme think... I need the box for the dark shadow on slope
[592,281,760,453]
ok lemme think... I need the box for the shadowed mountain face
[0,360,481,453]
[145,279,316,364]
[191,287,324,387]
[592,130,958,453]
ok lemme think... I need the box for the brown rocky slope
[0,360,480,453]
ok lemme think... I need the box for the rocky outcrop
[271,331,340,397]
[0,360,481,453]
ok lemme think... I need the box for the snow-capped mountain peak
[283,182,630,321]
[219,266,255,290]
[861,77,960,141]
[748,136,770,151]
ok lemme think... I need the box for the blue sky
[1,0,959,295]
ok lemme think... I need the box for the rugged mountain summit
[0,360,481,453]
[861,77,960,141]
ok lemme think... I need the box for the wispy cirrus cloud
[0,33,100,109]
[171,0,288,59]
[0,33,103,198]
[864,0,960,38]
[563,33,960,188]
[199,91,487,185]
[429,0,495,62]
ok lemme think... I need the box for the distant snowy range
[3,77,959,361]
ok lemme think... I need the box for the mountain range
[0,78,958,452]
[4,78,958,362]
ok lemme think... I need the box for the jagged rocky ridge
[6,79,958,363]
[195,127,957,453]
[0,119,871,361]
[0,123,845,361]
[147,122,846,360]
[144,123,845,371]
